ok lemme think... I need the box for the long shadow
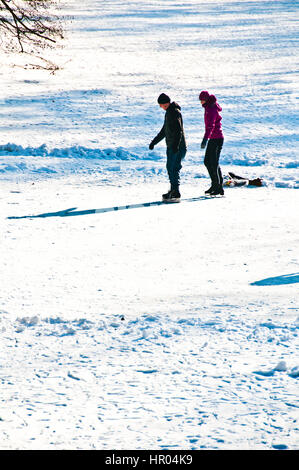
[7,196,217,220]
[251,273,299,286]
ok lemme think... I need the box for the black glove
[201,138,207,149]
[149,142,155,150]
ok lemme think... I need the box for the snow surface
[0,0,298,450]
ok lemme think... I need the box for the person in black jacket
[149,93,187,202]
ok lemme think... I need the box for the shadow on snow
[251,273,299,286]
[7,196,220,220]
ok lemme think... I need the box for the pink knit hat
[199,90,210,101]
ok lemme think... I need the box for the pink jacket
[202,94,224,140]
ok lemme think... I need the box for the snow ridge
[0,143,161,161]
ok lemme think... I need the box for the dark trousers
[204,138,224,188]
[166,146,186,190]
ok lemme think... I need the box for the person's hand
[149,142,155,150]
[201,138,207,149]
[172,146,179,154]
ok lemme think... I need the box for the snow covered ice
[0,0,298,450]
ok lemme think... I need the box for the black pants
[166,145,186,190]
[204,138,224,188]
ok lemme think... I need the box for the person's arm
[149,124,166,149]
[169,110,183,152]
[201,107,216,148]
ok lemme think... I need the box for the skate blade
[163,198,181,203]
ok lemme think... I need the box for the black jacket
[151,102,186,152]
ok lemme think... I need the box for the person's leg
[166,147,184,194]
[204,140,218,189]
[216,138,224,187]
[210,138,224,195]
[204,139,224,194]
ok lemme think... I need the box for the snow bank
[0,143,161,161]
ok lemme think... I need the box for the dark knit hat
[157,93,171,104]
[199,90,210,101]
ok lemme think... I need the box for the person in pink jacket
[199,90,224,195]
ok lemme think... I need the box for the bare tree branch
[0,0,64,55]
